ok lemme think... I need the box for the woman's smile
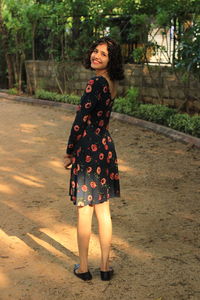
[90,43,109,71]
[92,59,102,65]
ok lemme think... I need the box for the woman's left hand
[63,154,73,169]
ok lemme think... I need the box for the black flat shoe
[73,264,92,281]
[100,267,114,281]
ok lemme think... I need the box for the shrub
[34,88,200,138]
[35,89,79,104]
[113,87,139,114]
[191,116,200,138]
[8,88,19,95]
[67,94,80,105]
[168,113,200,137]
[35,89,59,101]
[113,97,127,113]
[131,104,176,126]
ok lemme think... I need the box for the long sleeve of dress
[66,77,103,155]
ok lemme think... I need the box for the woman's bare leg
[94,201,112,271]
[76,205,94,273]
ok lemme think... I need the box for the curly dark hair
[83,36,125,81]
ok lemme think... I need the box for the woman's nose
[94,53,100,59]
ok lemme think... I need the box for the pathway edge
[0,91,200,149]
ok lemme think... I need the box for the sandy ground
[0,97,200,300]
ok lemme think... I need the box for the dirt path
[0,97,200,300]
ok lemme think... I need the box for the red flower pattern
[88,79,94,85]
[90,181,97,188]
[91,144,98,151]
[97,166,101,174]
[115,173,119,180]
[102,138,106,145]
[82,185,88,192]
[88,195,93,201]
[95,128,101,135]
[87,119,91,125]
[97,111,103,117]
[86,85,92,93]
[73,168,78,175]
[108,151,112,158]
[103,86,108,93]
[99,153,104,160]
[101,178,106,185]
[72,181,76,188]
[85,102,92,109]
[74,125,80,131]
[67,76,120,206]
[83,115,88,122]
[98,120,104,127]
[110,173,115,180]
[106,111,110,117]
[87,166,92,173]
[106,98,110,106]
[86,155,92,163]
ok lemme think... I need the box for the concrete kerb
[0,91,200,149]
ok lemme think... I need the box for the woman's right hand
[63,154,73,169]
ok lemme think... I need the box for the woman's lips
[92,59,101,64]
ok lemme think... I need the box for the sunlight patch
[13,176,44,187]
[0,184,14,194]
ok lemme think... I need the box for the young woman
[64,37,124,281]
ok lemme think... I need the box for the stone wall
[25,60,200,111]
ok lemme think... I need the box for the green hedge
[8,88,19,95]
[35,89,80,105]
[130,104,176,126]
[112,90,200,138]
[8,88,200,138]
[168,114,200,137]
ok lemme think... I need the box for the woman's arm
[66,77,103,155]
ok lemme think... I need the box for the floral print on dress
[66,76,120,206]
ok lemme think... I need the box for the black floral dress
[66,75,120,206]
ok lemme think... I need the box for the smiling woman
[64,36,124,282]
[90,44,109,71]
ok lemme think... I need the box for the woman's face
[90,43,109,71]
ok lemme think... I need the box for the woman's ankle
[100,262,110,271]
[78,263,89,273]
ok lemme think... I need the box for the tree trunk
[0,1,14,88]
[32,22,37,60]
[5,54,14,88]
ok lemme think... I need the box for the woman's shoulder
[87,75,108,86]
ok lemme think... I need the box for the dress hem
[70,194,121,207]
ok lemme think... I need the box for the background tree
[0,0,199,102]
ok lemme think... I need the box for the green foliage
[7,88,19,95]
[113,87,139,114]
[132,47,145,63]
[33,87,200,138]
[132,104,176,126]
[191,116,200,138]
[35,89,80,104]
[112,87,200,137]
[175,22,200,78]
[168,114,200,137]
